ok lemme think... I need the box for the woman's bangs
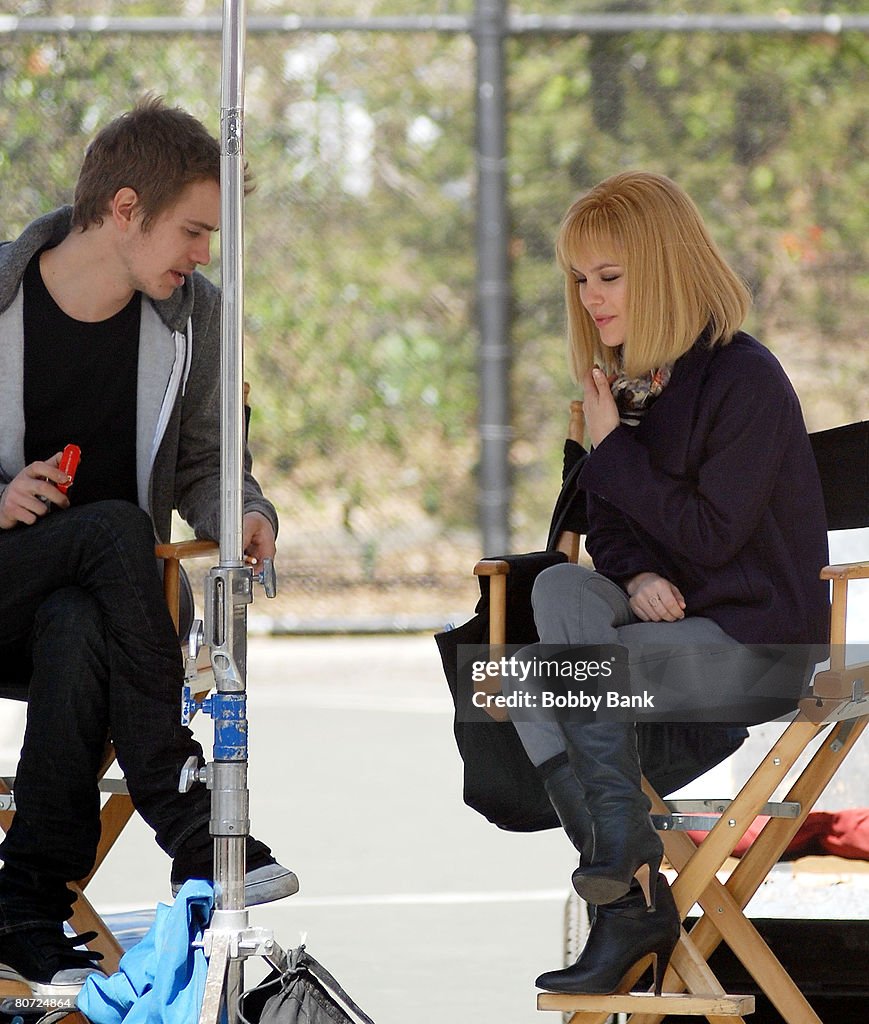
[558,207,621,272]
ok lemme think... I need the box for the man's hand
[582,367,620,447]
[0,454,71,529]
[243,510,277,564]
[626,571,686,622]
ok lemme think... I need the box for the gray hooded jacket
[0,207,278,544]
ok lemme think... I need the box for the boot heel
[634,855,662,910]
[653,941,675,996]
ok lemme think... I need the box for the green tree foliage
[240,29,479,558]
[2,4,868,599]
[507,21,869,534]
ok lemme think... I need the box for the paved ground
[0,636,574,1024]
[2,628,868,1023]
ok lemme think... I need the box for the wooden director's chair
[475,411,869,1023]
[0,538,218,992]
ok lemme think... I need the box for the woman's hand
[582,367,620,447]
[0,454,71,529]
[626,571,686,622]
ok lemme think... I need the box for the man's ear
[111,187,140,231]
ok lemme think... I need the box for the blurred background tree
[2,0,867,621]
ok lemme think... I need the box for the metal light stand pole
[181,1,284,1021]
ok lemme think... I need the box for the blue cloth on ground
[77,879,215,1024]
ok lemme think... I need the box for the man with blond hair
[0,97,296,996]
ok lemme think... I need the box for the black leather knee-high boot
[562,722,663,907]
[540,760,594,865]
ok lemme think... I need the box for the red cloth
[686,808,869,860]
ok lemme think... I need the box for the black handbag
[433,439,589,832]
[237,945,376,1024]
[435,550,566,832]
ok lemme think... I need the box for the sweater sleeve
[173,284,279,541]
[583,492,671,584]
[578,349,797,570]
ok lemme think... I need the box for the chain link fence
[3,2,868,627]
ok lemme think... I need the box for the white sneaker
[171,859,299,905]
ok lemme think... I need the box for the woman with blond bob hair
[502,171,830,996]
[557,171,751,381]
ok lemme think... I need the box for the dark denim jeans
[0,500,210,932]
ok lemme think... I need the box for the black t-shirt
[23,251,140,506]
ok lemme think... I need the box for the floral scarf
[610,365,672,427]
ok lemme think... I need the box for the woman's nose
[583,285,602,308]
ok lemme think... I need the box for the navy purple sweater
[578,332,830,646]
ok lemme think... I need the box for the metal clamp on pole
[252,557,277,599]
[181,618,206,725]
[205,565,253,694]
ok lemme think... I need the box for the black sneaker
[0,925,103,996]
[170,835,299,905]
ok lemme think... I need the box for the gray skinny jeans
[506,563,806,767]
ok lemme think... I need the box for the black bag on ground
[237,945,375,1024]
[434,550,567,833]
[433,439,590,833]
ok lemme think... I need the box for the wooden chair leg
[67,884,124,976]
[0,776,14,834]
[1,763,136,978]
[671,716,868,1024]
[724,715,867,909]
[77,793,136,890]
[667,719,824,909]
[623,714,868,1024]
[0,978,34,998]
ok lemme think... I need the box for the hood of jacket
[0,206,195,332]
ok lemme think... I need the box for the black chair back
[810,420,869,532]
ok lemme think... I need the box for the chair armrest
[820,561,869,580]
[474,558,511,577]
[799,656,869,722]
[473,560,509,645]
[802,558,869,720]
[817,559,869,653]
[155,540,219,631]
[155,539,220,560]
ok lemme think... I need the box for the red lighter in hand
[57,444,81,494]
